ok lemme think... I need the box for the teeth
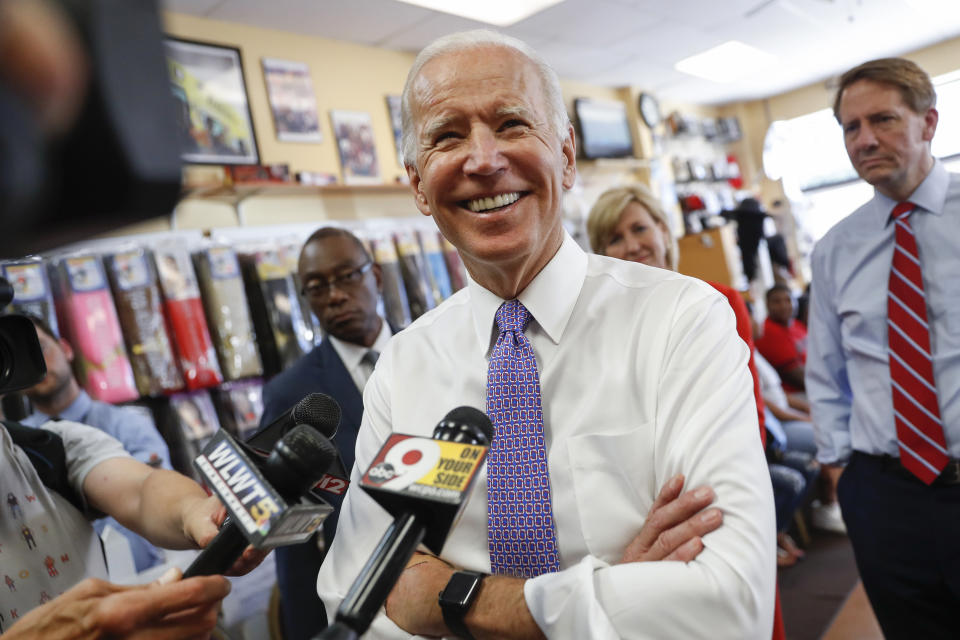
[466,192,520,212]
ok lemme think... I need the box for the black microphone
[247,393,342,453]
[244,392,350,497]
[320,407,493,639]
[184,424,338,578]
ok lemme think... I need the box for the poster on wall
[385,95,404,168]
[262,58,323,143]
[329,109,380,185]
[164,38,259,165]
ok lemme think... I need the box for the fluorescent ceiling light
[395,0,565,27]
[674,41,778,83]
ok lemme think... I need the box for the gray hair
[400,29,570,169]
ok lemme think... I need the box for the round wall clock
[638,92,661,128]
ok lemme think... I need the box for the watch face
[639,93,661,128]
[441,571,482,607]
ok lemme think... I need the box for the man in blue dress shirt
[21,314,171,572]
[807,57,960,638]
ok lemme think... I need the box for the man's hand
[183,496,269,577]
[384,551,454,637]
[619,474,722,564]
[3,568,229,640]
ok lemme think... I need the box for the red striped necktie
[887,201,948,484]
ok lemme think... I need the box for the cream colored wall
[160,13,651,235]
[164,12,415,183]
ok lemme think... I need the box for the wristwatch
[438,570,485,639]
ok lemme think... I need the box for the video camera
[0,279,47,395]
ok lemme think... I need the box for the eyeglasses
[301,261,373,299]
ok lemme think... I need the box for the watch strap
[439,570,485,639]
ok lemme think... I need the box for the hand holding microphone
[184,394,342,579]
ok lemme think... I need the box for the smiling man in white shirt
[317,30,775,640]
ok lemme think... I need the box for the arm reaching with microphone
[82,457,266,576]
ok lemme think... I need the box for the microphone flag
[360,434,487,553]
[194,429,333,548]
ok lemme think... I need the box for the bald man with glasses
[260,226,393,640]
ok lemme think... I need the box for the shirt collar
[875,158,948,226]
[328,316,391,371]
[467,230,588,354]
[54,389,92,423]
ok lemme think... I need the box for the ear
[407,165,431,217]
[58,337,74,363]
[371,262,383,293]
[922,107,939,142]
[560,124,577,190]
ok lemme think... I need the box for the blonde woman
[587,186,810,570]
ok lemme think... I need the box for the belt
[858,452,960,486]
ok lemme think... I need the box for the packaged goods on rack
[104,247,184,396]
[212,378,264,441]
[394,228,435,320]
[279,240,321,351]
[239,247,306,377]
[49,253,139,403]
[370,232,411,330]
[167,390,222,480]
[418,229,454,302]
[2,257,60,337]
[155,245,224,390]
[193,245,264,381]
[441,236,468,292]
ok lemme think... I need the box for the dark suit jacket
[259,338,364,640]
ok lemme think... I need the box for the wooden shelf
[181,181,411,202]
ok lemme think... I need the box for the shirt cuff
[524,555,619,640]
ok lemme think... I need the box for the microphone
[246,392,342,451]
[244,392,351,497]
[321,406,493,638]
[184,424,338,578]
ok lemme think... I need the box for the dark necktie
[486,299,560,577]
[887,202,948,484]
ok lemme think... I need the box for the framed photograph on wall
[385,95,404,168]
[262,57,323,143]
[329,110,380,185]
[164,38,259,165]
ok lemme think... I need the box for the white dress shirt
[806,160,960,464]
[317,232,776,639]
[329,319,393,392]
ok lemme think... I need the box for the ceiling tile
[205,0,433,44]
[162,0,224,15]
[506,0,661,48]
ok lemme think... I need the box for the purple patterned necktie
[486,299,560,577]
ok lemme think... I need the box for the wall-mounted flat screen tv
[574,98,635,159]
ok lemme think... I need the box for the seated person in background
[768,457,816,568]
[755,284,807,392]
[260,226,393,640]
[318,31,775,640]
[0,416,263,635]
[755,350,845,534]
[20,314,170,572]
[589,184,794,622]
